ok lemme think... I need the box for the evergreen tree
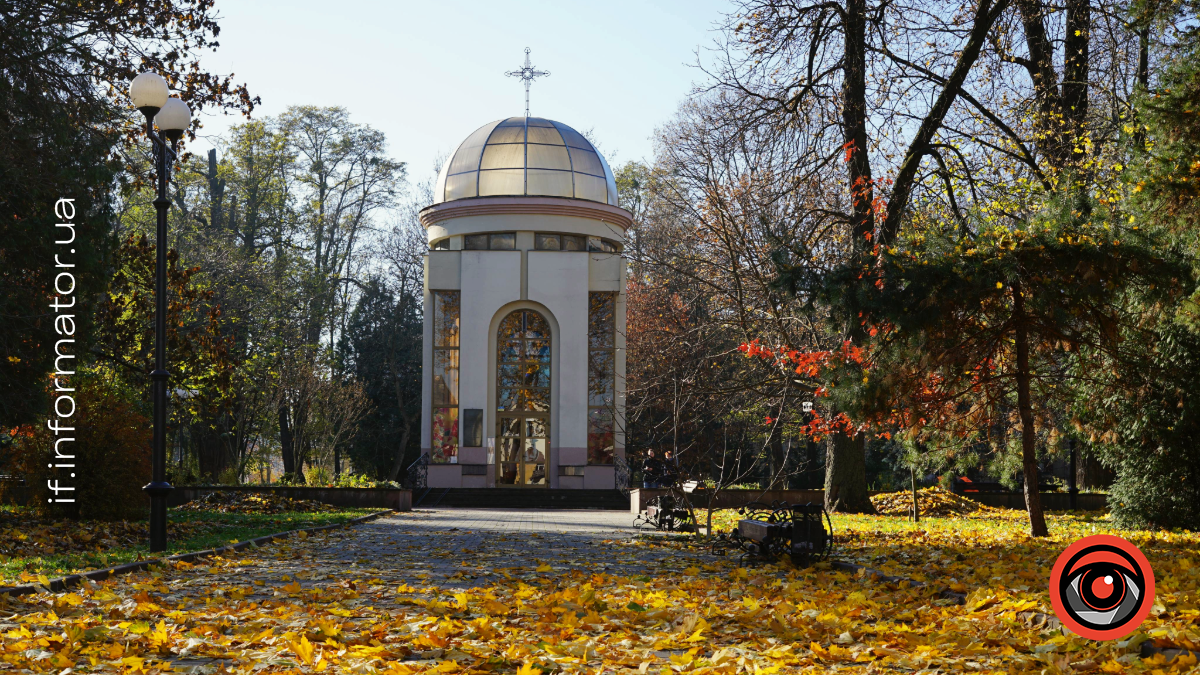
[775,195,1191,536]
[2,0,254,425]
[339,278,422,481]
[0,16,117,424]
[1073,4,1200,529]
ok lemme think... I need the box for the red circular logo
[1049,534,1155,640]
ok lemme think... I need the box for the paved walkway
[307,507,694,590]
[134,508,704,614]
[395,507,640,534]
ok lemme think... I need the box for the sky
[190,0,734,186]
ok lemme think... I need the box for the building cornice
[419,196,633,231]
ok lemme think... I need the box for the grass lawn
[0,504,378,587]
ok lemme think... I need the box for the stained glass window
[588,293,617,465]
[489,233,516,250]
[588,237,620,253]
[495,310,551,413]
[533,233,612,252]
[432,291,460,463]
[464,233,516,250]
[496,310,551,486]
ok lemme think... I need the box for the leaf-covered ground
[1,508,1197,674]
[0,505,376,587]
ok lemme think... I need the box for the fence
[630,488,1106,514]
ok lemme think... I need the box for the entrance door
[496,309,551,487]
[496,416,547,485]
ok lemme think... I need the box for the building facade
[418,116,631,489]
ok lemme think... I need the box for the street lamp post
[129,73,191,553]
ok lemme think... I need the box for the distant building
[418,117,630,489]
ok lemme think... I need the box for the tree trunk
[1077,446,1113,489]
[806,436,821,488]
[279,405,295,478]
[911,465,919,522]
[1063,0,1092,222]
[195,426,225,482]
[768,429,786,489]
[389,369,420,482]
[1013,281,1049,536]
[842,0,873,247]
[1062,0,1089,152]
[823,0,877,513]
[880,0,1010,243]
[825,431,876,513]
[1014,0,1069,167]
[205,148,225,231]
[388,422,413,483]
[293,400,310,482]
[1134,27,1149,149]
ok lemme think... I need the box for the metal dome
[433,117,619,206]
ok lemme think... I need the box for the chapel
[417,116,631,489]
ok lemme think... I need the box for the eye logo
[1049,534,1155,640]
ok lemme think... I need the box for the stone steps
[417,488,629,510]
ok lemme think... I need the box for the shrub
[11,367,151,520]
[216,465,241,486]
[1107,470,1198,531]
[305,466,331,486]
[1079,324,1200,530]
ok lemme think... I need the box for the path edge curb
[0,509,395,598]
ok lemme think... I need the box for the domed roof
[433,117,618,207]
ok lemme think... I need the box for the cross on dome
[505,47,550,117]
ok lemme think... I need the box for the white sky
[190,0,733,185]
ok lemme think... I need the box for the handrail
[404,454,429,490]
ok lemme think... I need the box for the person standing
[641,450,662,489]
[662,450,679,486]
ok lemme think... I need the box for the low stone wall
[963,491,1107,511]
[631,488,1107,514]
[168,486,412,512]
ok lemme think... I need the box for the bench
[726,502,831,567]
[635,491,696,532]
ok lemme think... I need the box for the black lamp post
[129,73,191,552]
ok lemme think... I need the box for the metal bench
[634,490,697,532]
[718,501,832,567]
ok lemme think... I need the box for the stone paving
[141,507,713,612]
[311,507,706,590]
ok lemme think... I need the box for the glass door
[496,415,548,486]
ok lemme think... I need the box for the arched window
[495,310,550,486]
